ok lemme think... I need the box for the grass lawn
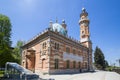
[0,71,4,77]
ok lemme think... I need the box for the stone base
[35,69,89,75]
[35,69,49,75]
[49,69,82,74]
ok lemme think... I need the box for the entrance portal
[26,49,35,72]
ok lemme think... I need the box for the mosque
[21,8,93,74]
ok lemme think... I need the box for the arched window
[42,58,46,69]
[85,62,87,69]
[54,59,59,69]
[78,62,81,68]
[55,43,56,49]
[55,43,59,50]
[73,61,76,68]
[79,50,82,56]
[66,60,70,69]
[57,43,59,50]
[73,49,76,54]
[44,42,46,48]
[42,42,46,49]
[82,31,84,34]
[66,47,70,53]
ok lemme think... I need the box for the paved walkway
[41,71,120,80]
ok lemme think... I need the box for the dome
[50,23,67,36]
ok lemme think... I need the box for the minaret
[79,8,93,70]
[79,8,91,48]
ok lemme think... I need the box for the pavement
[41,71,120,80]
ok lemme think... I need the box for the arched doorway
[26,49,35,72]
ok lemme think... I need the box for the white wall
[63,52,83,62]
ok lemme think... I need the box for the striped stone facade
[21,8,93,74]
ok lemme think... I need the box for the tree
[0,14,14,67]
[0,14,12,48]
[105,60,109,67]
[13,40,24,64]
[94,46,107,70]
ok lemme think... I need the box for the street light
[116,59,120,67]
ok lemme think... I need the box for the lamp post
[116,59,120,67]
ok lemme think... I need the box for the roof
[22,28,88,50]
[50,23,67,36]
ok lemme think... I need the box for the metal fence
[0,68,5,71]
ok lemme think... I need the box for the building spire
[61,19,67,30]
[79,8,90,47]
[82,7,85,12]
[56,17,58,23]
[49,20,53,28]
[62,19,65,23]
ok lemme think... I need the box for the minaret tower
[79,8,91,48]
[79,8,92,70]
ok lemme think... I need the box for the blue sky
[0,0,120,66]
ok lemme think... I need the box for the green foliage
[94,46,108,70]
[104,60,109,67]
[0,14,14,67]
[12,40,24,64]
[106,67,112,71]
[0,14,12,48]
[0,70,4,77]
[105,66,120,72]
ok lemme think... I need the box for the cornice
[21,28,88,50]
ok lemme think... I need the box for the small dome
[50,23,67,36]
[62,19,65,23]
[80,8,88,17]
[82,7,85,11]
